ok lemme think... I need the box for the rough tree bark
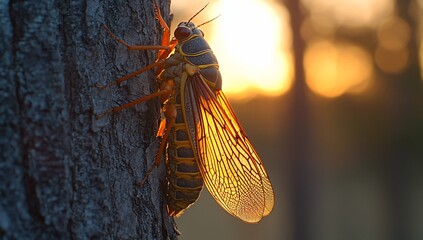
[0,0,178,239]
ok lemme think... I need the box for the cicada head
[174,22,204,41]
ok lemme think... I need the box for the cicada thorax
[177,32,222,91]
[159,30,223,216]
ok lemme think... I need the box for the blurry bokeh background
[170,0,423,239]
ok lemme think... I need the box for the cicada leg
[103,0,173,53]
[95,89,171,119]
[98,0,180,188]
[99,0,178,89]
[138,97,176,186]
[138,117,175,187]
[102,25,170,52]
[97,59,165,89]
[156,118,167,138]
[152,0,171,52]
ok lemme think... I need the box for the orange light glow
[208,0,292,99]
[377,17,410,51]
[375,47,409,74]
[302,0,394,28]
[375,17,411,74]
[304,40,373,98]
[173,0,293,99]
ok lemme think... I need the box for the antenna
[197,14,221,28]
[187,2,209,23]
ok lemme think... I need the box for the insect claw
[137,175,149,187]
[137,162,157,187]
[97,81,118,90]
[95,106,119,119]
[95,110,111,120]
[93,82,106,90]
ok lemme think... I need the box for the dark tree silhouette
[282,1,313,240]
[0,1,178,239]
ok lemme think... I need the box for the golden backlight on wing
[181,73,274,223]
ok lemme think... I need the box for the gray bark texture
[0,0,178,239]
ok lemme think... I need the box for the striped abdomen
[163,34,221,216]
[166,91,203,216]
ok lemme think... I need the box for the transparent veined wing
[181,72,274,223]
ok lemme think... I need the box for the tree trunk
[283,0,313,240]
[0,0,178,239]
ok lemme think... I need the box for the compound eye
[174,26,191,40]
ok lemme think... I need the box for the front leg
[102,25,170,51]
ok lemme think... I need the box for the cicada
[98,0,274,223]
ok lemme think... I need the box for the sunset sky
[172,0,410,99]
